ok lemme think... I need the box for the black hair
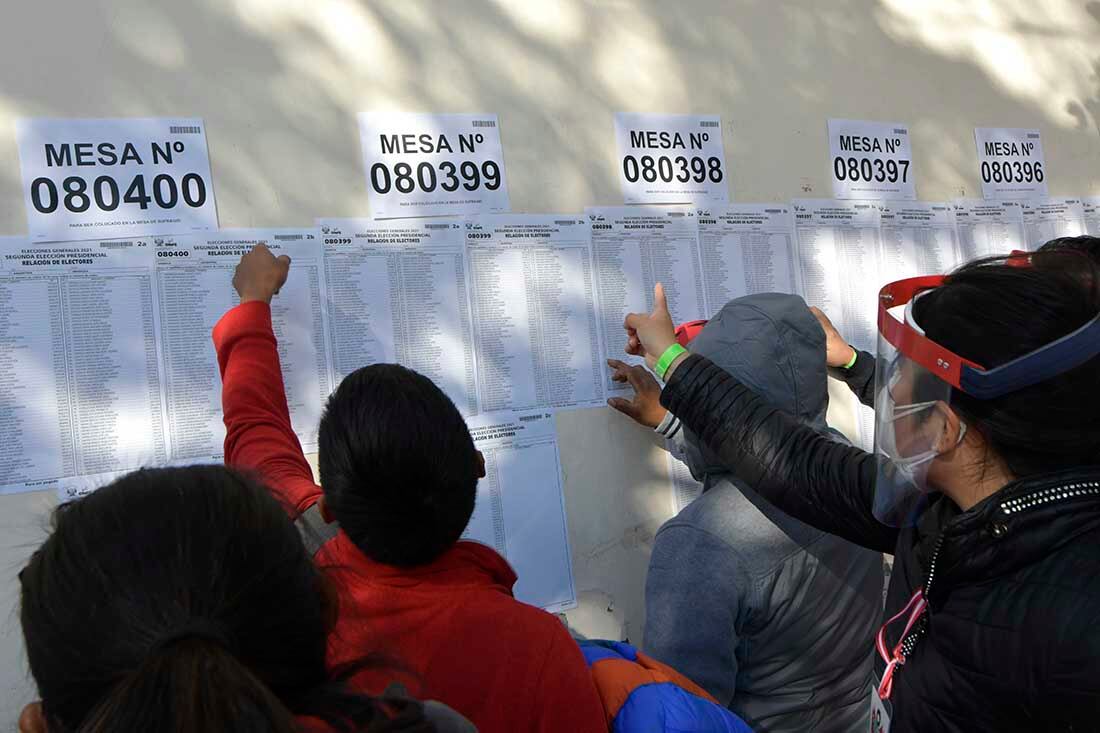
[1037,234,1100,262]
[318,364,479,567]
[912,252,1100,479]
[20,465,432,732]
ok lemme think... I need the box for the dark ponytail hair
[20,465,432,732]
[912,251,1100,479]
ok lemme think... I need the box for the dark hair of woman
[19,465,434,733]
[912,251,1100,479]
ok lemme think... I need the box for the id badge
[869,679,892,733]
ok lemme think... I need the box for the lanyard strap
[875,589,928,701]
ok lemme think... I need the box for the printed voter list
[358,113,510,218]
[16,118,218,242]
[827,119,915,200]
[614,113,728,204]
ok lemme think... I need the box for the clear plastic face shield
[872,315,964,527]
[872,269,1100,527]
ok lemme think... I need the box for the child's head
[19,466,398,732]
[318,364,482,567]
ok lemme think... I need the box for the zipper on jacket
[889,530,944,675]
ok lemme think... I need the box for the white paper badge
[974,128,1047,200]
[614,113,728,204]
[16,118,218,242]
[358,113,510,218]
[828,119,915,200]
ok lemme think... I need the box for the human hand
[810,306,856,368]
[233,244,291,304]
[624,283,679,372]
[606,359,668,428]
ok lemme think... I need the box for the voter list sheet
[319,218,480,417]
[0,237,169,498]
[154,229,334,465]
[587,206,706,393]
[696,204,801,313]
[793,200,883,451]
[953,200,1027,261]
[465,215,605,412]
[463,410,576,613]
[878,202,962,281]
[1084,197,1100,238]
[1020,197,1086,250]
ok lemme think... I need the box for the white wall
[1,0,1098,723]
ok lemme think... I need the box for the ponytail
[21,467,436,733]
[76,638,298,733]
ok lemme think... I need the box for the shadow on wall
[0,0,1097,235]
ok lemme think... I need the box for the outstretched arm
[213,245,321,517]
[625,285,897,553]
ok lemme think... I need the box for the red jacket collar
[337,537,519,594]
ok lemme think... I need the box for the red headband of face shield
[878,273,1100,400]
[675,319,708,346]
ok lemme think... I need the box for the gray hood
[682,293,829,480]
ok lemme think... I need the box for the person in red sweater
[214,244,606,733]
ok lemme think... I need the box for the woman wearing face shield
[623,252,1100,732]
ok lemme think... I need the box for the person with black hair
[820,235,1100,407]
[213,245,605,733]
[18,465,473,733]
[620,251,1100,732]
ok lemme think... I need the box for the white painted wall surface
[1,0,1097,724]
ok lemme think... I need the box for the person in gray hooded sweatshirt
[607,293,884,733]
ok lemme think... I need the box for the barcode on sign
[699,121,720,128]
[101,241,134,249]
[425,223,452,230]
[472,120,496,128]
[169,126,202,134]
[273,234,303,241]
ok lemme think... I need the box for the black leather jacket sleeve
[661,353,898,553]
[829,350,877,408]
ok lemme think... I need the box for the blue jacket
[579,639,753,733]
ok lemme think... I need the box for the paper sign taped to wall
[614,113,729,204]
[827,119,915,200]
[16,118,218,242]
[358,112,511,218]
[974,128,1047,200]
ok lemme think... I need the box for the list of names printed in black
[587,206,705,392]
[1020,198,1086,250]
[1084,197,1100,238]
[793,200,883,451]
[878,202,961,281]
[464,410,576,613]
[156,229,333,461]
[696,204,800,313]
[953,199,1027,261]
[793,199,883,353]
[465,215,604,412]
[320,218,479,417]
[0,237,169,497]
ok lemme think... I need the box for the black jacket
[662,353,1100,732]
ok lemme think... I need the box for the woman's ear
[476,451,486,479]
[19,703,47,733]
[931,401,964,454]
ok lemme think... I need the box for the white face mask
[877,393,967,490]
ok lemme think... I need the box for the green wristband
[656,343,688,380]
[842,348,858,370]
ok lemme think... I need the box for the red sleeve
[533,624,608,733]
[213,301,321,517]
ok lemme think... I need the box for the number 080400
[30,174,207,214]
